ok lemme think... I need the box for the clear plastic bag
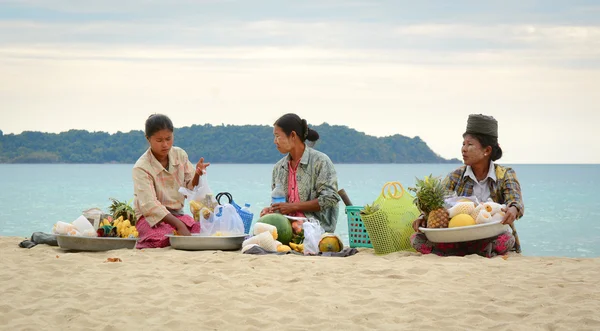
[199,207,214,233]
[82,208,103,230]
[178,175,218,221]
[200,204,245,236]
[302,218,325,255]
[444,194,479,209]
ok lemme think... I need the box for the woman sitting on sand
[260,113,341,232]
[132,114,210,248]
[411,114,524,257]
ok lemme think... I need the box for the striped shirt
[133,147,196,227]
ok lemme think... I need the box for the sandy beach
[1,236,599,331]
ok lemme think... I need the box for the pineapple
[408,175,451,228]
[108,198,136,225]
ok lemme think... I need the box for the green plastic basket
[346,206,373,248]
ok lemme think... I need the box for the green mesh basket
[346,206,373,248]
[362,182,419,255]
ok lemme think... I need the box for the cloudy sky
[1,0,599,163]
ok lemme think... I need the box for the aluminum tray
[419,221,509,243]
[56,235,138,251]
[165,233,247,251]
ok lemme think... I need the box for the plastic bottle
[271,183,286,204]
[241,203,252,214]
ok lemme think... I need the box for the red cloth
[135,214,200,249]
[287,161,306,219]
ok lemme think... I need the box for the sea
[0,164,598,258]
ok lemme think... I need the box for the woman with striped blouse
[132,114,210,248]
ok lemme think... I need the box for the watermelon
[257,214,293,245]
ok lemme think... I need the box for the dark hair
[463,132,503,161]
[274,113,319,143]
[145,114,174,138]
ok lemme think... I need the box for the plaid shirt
[272,147,341,232]
[133,147,196,227]
[443,164,524,219]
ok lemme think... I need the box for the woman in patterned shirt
[132,114,210,248]
[410,114,524,257]
[260,113,341,232]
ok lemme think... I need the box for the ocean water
[0,163,598,258]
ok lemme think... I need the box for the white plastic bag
[302,218,325,255]
[52,221,76,235]
[200,204,245,236]
[199,207,216,235]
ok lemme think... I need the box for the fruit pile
[410,175,506,229]
[240,213,343,254]
[51,198,139,238]
[97,216,139,238]
[447,200,506,227]
[409,175,452,228]
[96,198,139,238]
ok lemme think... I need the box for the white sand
[1,236,599,331]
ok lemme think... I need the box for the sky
[0,0,599,164]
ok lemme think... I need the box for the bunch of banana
[289,242,304,253]
[113,216,139,238]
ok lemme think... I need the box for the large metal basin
[419,221,509,243]
[56,235,138,251]
[165,233,247,251]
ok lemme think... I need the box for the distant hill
[0,124,460,164]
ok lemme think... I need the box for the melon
[448,201,475,218]
[448,214,476,228]
[257,213,293,245]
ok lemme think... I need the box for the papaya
[319,233,343,253]
[257,213,293,245]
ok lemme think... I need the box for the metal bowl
[56,235,138,251]
[165,233,248,251]
[419,221,509,243]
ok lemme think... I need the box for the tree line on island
[0,124,460,164]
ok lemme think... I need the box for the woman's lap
[410,230,515,258]
[135,214,200,249]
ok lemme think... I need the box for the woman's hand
[260,207,273,217]
[175,222,191,236]
[501,206,519,225]
[412,215,426,233]
[195,157,210,176]
[164,215,191,236]
[271,202,297,215]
